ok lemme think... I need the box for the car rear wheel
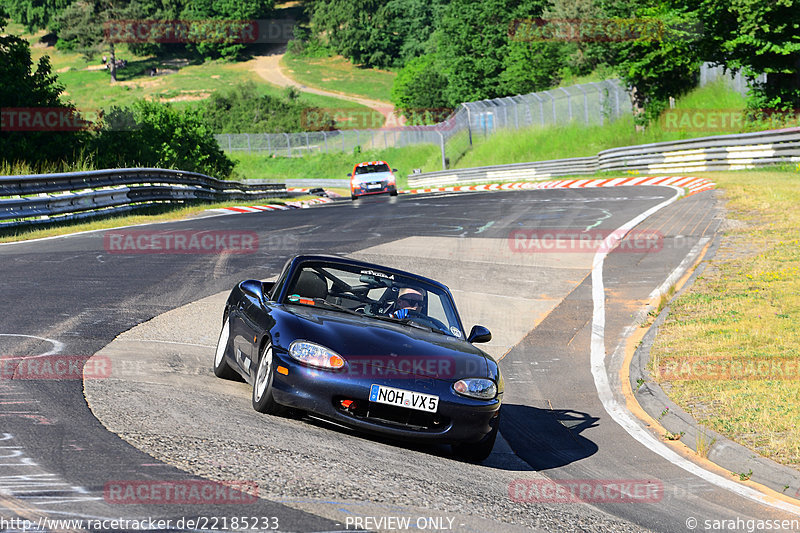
[390,189,398,197]
[351,194,358,200]
[252,340,282,414]
[213,316,238,380]
[451,415,499,462]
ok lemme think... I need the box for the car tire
[213,316,238,380]
[351,194,358,200]
[390,189,398,197]
[252,339,283,415]
[451,415,499,462]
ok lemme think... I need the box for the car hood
[280,306,490,381]
[352,171,394,183]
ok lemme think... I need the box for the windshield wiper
[369,314,441,334]
[311,298,364,317]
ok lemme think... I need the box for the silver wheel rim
[254,343,272,401]
[214,318,229,367]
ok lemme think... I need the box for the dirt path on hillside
[249,45,403,129]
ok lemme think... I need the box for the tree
[384,0,444,65]
[2,0,73,32]
[93,100,234,177]
[179,0,274,60]
[201,82,335,133]
[500,40,565,95]
[541,0,609,78]
[309,0,401,68]
[0,9,87,164]
[54,0,145,82]
[597,0,703,126]
[306,0,445,68]
[433,0,549,105]
[390,54,450,123]
[686,0,800,112]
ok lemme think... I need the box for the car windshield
[354,163,390,174]
[281,261,464,338]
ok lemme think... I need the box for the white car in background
[348,161,398,200]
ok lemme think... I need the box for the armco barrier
[408,127,800,187]
[597,128,800,173]
[407,157,598,188]
[0,168,288,227]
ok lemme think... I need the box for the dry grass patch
[650,169,800,469]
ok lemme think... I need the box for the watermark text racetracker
[509,229,664,253]
[509,17,703,43]
[509,479,664,503]
[104,18,294,43]
[661,108,800,133]
[301,355,465,380]
[104,479,258,504]
[300,107,453,131]
[657,356,800,381]
[0,355,111,380]
[104,230,259,254]
[1,107,97,131]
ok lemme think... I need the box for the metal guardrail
[408,128,800,187]
[406,157,598,188]
[0,168,288,227]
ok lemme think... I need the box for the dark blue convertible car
[213,254,502,461]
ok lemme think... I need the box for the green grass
[556,65,618,87]
[230,144,443,188]
[282,52,396,103]
[0,155,98,176]
[9,24,374,127]
[220,79,752,184]
[650,168,800,469]
[453,79,748,169]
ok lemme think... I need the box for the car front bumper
[351,180,397,197]
[270,351,501,444]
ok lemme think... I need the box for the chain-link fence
[215,65,760,169]
[214,78,632,168]
[699,62,767,96]
[214,128,445,156]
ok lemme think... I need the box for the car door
[236,288,268,379]
[226,290,259,378]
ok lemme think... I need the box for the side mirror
[240,280,264,303]
[346,173,352,178]
[468,325,492,343]
[392,168,398,172]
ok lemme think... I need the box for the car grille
[334,396,450,431]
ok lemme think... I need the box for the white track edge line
[590,185,800,516]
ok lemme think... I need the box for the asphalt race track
[1,187,798,532]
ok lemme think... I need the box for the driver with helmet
[389,287,424,319]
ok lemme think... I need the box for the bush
[390,54,451,124]
[93,100,233,178]
[286,25,333,58]
[0,18,87,165]
[202,82,335,133]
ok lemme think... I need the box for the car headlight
[453,378,497,400]
[288,340,345,369]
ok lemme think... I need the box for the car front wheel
[252,340,282,414]
[213,316,238,380]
